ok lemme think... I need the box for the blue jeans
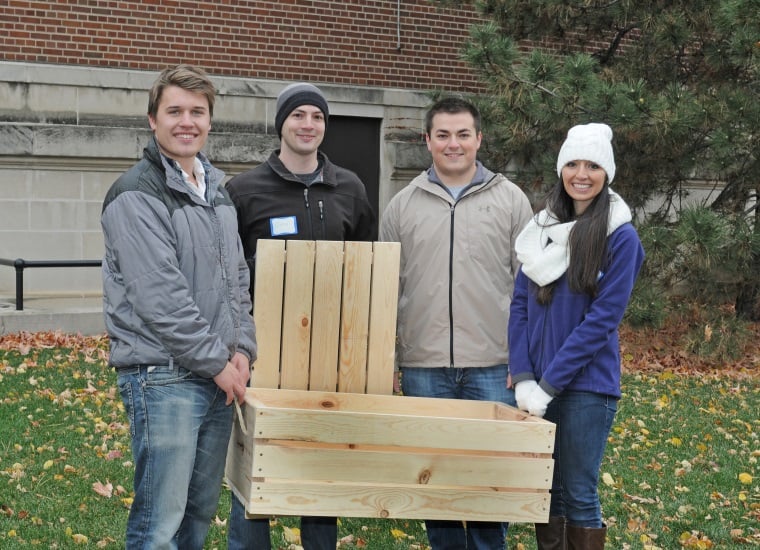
[400,365,514,550]
[544,390,618,528]
[117,364,234,550]
[228,497,337,550]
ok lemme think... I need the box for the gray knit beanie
[274,82,329,138]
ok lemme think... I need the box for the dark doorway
[320,115,381,218]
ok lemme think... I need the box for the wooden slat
[252,444,553,488]
[251,438,544,459]
[252,403,555,455]
[251,240,285,389]
[246,388,536,423]
[279,241,316,390]
[338,241,373,393]
[226,387,261,510]
[366,242,400,395]
[246,481,550,522]
[308,241,344,391]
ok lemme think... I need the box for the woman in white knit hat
[508,123,645,549]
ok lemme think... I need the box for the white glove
[526,385,553,418]
[514,380,538,411]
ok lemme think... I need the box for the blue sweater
[508,223,644,398]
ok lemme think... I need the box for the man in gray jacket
[379,97,532,550]
[101,64,256,549]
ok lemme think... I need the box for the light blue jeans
[117,364,233,549]
[544,390,618,528]
[400,365,514,550]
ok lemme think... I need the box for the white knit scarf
[515,190,632,286]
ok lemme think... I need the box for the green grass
[0,338,757,549]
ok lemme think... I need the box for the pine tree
[434,0,760,318]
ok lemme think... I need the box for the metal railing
[0,258,102,311]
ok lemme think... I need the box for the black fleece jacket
[226,150,377,278]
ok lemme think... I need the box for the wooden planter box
[227,388,555,523]
[225,240,556,523]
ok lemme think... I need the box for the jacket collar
[268,149,338,187]
[145,136,226,202]
[413,161,498,202]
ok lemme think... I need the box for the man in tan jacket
[379,97,532,550]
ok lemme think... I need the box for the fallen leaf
[282,525,300,544]
[92,480,113,498]
[391,528,408,540]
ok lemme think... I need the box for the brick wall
[1,0,485,92]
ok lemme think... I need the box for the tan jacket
[379,168,532,368]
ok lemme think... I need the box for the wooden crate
[227,388,555,522]
[225,239,556,523]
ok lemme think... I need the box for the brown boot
[566,524,607,549]
[535,516,567,550]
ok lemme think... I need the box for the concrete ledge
[0,310,104,336]
[0,296,105,336]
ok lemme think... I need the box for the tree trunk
[735,187,760,321]
[736,281,760,321]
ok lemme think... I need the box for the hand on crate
[393,371,401,394]
[514,380,538,411]
[525,385,553,418]
[214,353,250,405]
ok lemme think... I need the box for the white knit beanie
[556,123,616,183]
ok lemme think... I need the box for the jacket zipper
[303,188,314,238]
[448,203,455,368]
[446,174,499,368]
[318,199,326,239]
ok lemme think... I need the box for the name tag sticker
[270,216,298,236]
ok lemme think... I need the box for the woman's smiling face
[561,159,607,215]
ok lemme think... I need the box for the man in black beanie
[226,82,376,550]
[273,82,330,138]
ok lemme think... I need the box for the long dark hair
[536,177,611,304]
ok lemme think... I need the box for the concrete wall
[0,61,432,298]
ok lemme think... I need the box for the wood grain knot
[380,509,390,518]
[320,400,336,408]
[418,469,431,484]
[301,316,309,327]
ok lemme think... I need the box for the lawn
[0,330,757,549]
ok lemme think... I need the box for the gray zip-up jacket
[101,137,257,378]
[379,165,532,368]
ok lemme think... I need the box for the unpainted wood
[246,481,551,522]
[228,240,555,523]
[308,241,344,391]
[252,443,553,488]
[249,396,555,455]
[366,242,401,395]
[250,240,285,389]
[337,241,373,393]
[279,240,315,390]
[246,387,542,424]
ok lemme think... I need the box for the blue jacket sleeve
[507,268,533,382]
